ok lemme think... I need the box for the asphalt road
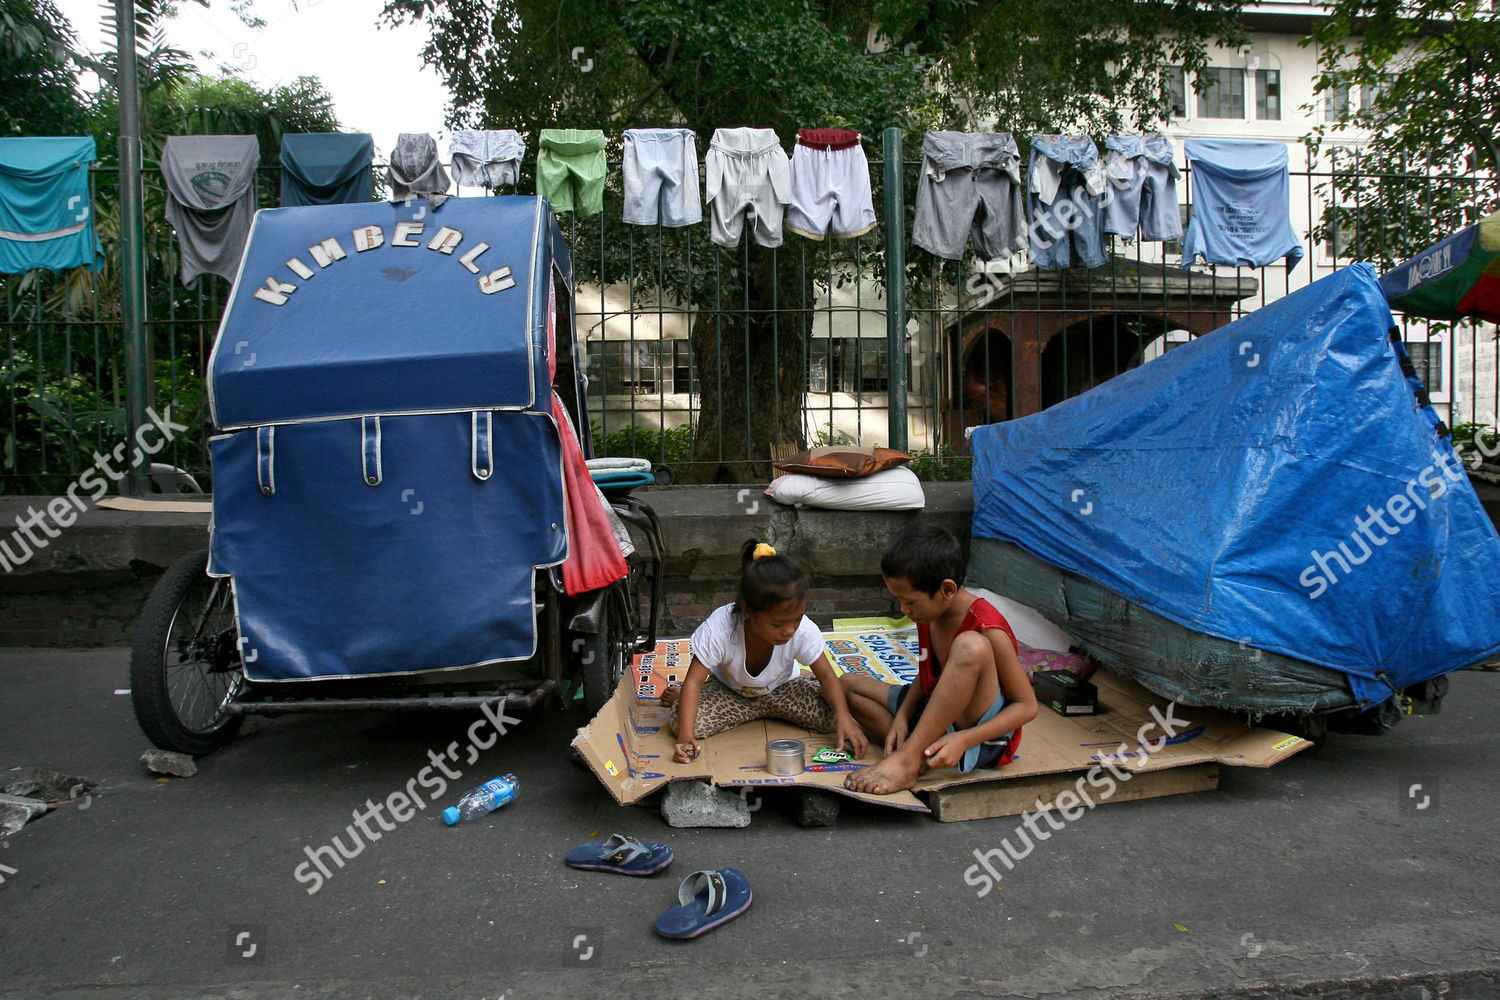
[1,647,1498,999]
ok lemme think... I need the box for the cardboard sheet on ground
[572,629,1312,815]
[95,496,212,513]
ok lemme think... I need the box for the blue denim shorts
[885,682,1013,771]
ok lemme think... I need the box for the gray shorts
[705,127,791,248]
[623,128,702,228]
[912,131,1026,261]
[449,129,526,190]
[1102,135,1182,241]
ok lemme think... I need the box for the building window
[807,338,889,394]
[1196,67,1244,119]
[1325,212,1360,260]
[1405,340,1445,393]
[1324,83,1351,118]
[1165,67,1187,118]
[1255,69,1281,120]
[586,341,696,395]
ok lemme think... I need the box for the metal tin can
[765,738,806,776]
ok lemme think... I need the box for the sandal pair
[564,833,751,939]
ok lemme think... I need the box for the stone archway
[943,261,1259,439]
[1039,314,1177,409]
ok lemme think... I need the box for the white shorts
[623,128,702,227]
[705,127,791,248]
[786,128,877,240]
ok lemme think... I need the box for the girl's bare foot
[659,684,683,708]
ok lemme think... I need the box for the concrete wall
[4,478,1496,648]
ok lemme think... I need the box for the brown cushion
[773,445,913,479]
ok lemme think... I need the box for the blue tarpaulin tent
[970,263,1500,713]
[207,196,574,681]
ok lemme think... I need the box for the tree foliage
[0,0,87,135]
[1308,0,1499,266]
[385,0,1248,138]
[1,1,341,492]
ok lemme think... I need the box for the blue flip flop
[565,834,674,876]
[652,868,752,939]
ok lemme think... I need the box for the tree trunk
[686,250,809,483]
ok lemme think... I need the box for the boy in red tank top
[842,522,1038,795]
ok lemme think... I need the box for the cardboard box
[570,638,1312,818]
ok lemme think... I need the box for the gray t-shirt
[161,135,260,286]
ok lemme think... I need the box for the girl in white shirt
[665,540,867,763]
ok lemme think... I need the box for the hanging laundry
[705,127,791,248]
[280,133,374,207]
[911,131,1025,262]
[622,128,701,227]
[161,134,260,286]
[786,128,876,241]
[0,136,103,275]
[1027,135,1107,270]
[537,129,607,218]
[450,129,526,190]
[388,132,451,206]
[1102,135,1182,243]
[1181,139,1303,270]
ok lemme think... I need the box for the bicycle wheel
[578,585,627,716]
[130,549,245,755]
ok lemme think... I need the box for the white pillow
[765,466,926,511]
[967,586,1076,652]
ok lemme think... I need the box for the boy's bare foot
[844,752,924,795]
[659,684,682,707]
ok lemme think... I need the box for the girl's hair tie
[752,542,777,560]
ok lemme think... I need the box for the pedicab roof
[209,195,571,431]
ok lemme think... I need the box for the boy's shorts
[705,127,791,248]
[786,128,877,240]
[450,129,526,190]
[537,129,607,217]
[1102,135,1182,241]
[623,128,702,227]
[911,130,1027,261]
[885,682,1019,771]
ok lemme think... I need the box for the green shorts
[537,129,607,217]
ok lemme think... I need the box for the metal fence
[3,139,1495,493]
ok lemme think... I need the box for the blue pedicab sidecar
[130,196,662,754]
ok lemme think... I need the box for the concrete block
[140,749,197,777]
[660,779,751,828]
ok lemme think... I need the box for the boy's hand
[922,732,968,771]
[835,714,868,759]
[885,715,910,755]
[673,741,701,764]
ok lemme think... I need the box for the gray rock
[140,749,198,777]
[660,779,751,829]
[0,794,47,835]
[796,788,842,827]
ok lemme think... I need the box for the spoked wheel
[578,583,628,717]
[130,549,245,755]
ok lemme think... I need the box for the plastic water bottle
[442,774,519,825]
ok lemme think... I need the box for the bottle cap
[442,806,461,826]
